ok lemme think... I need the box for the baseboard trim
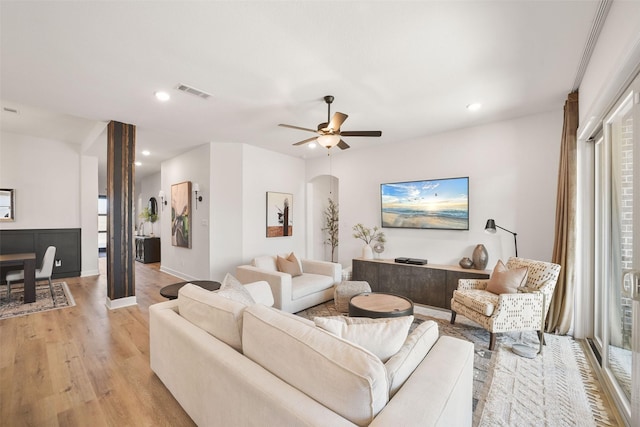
[105,295,137,310]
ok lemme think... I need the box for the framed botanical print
[171,181,192,248]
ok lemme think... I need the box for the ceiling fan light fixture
[317,134,341,148]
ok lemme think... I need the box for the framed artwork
[266,192,292,237]
[0,189,15,221]
[171,181,192,248]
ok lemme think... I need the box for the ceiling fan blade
[337,140,350,150]
[328,112,348,131]
[340,130,382,137]
[292,136,318,146]
[279,123,318,133]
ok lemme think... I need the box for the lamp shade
[485,219,497,234]
[158,190,165,198]
[193,183,200,192]
[317,134,340,148]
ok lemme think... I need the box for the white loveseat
[235,254,342,312]
[149,281,474,427]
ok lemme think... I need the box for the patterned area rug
[0,282,75,319]
[297,301,620,426]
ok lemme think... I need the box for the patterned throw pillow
[485,260,528,295]
[217,273,256,305]
[276,252,303,277]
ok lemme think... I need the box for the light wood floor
[0,259,196,426]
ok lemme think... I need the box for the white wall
[306,110,563,270]
[159,144,211,281]
[80,155,99,276]
[0,132,82,229]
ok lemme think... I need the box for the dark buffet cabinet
[352,258,490,310]
[135,236,161,263]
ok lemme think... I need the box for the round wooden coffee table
[160,280,221,300]
[348,292,414,318]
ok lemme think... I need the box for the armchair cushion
[452,289,499,316]
[313,315,414,362]
[485,260,528,295]
[276,253,302,277]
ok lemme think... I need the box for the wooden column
[107,121,136,301]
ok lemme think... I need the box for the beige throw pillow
[217,273,256,305]
[485,260,528,295]
[313,315,414,362]
[276,252,302,277]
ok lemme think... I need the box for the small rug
[0,282,75,319]
[297,302,620,426]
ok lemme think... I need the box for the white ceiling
[0,1,600,178]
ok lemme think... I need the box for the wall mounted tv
[380,177,469,230]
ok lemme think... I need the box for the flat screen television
[380,177,469,230]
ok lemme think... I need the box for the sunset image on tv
[381,177,469,230]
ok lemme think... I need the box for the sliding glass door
[593,73,639,425]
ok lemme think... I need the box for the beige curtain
[547,91,579,334]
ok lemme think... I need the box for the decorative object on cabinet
[352,223,385,260]
[472,244,489,270]
[380,177,469,230]
[266,192,292,237]
[485,219,518,257]
[171,181,192,248]
[459,257,474,269]
[0,188,15,221]
[139,206,158,236]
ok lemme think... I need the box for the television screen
[381,177,469,230]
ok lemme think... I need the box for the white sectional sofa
[235,254,342,312]
[149,281,474,426]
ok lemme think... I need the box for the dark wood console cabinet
[135,236,160,263]
[352,258,490,310]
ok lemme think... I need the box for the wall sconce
[158,190,167,211]
[485,219,518,257]
[193,183,203,209]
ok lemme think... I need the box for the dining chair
[5,246,57,299]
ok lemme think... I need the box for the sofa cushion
[385,320,439,397]
[313,315,413,362]
[485,260,528,295]
[252,255,277,271]
[291,273,335,300]
[242,305,388,426]
[178,283,246,352]
[452,289,499,316]
[276,252,302,277]
[218,273,256,305]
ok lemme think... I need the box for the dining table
[0,252,36,303]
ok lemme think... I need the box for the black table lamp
[485,219,518,257]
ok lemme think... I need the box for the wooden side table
[348,292,414,318]
[160,280,221,300]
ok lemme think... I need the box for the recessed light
[466,103,482,111]
[155,91,170,102]
[142,150,150,156]
[135,161,142,166]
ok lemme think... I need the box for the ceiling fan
[279,95,382,150]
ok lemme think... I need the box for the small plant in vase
[352,223,385,259]
[139,207,158,236]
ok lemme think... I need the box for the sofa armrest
[236,265,292,310]
[371,336,473,427]
[301,259,342,283]
[457,278,488,291]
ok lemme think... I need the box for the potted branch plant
[139,206,158,236]
[322,198,339,262]
[352,223,385,259]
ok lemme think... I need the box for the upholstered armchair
[450,257,561,350]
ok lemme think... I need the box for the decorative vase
[362,244,374,260]
[459,257,474,269]
[472,244,488,270]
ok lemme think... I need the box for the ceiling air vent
[176,83,212,100]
